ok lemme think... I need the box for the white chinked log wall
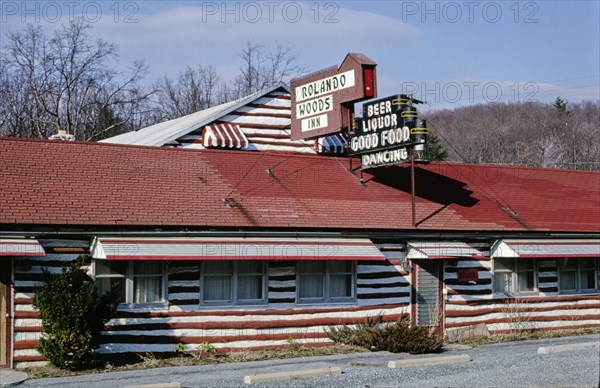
[97,259,410,357]
[11,245,410,367]
[444,258,600,337]
[11,247,599,367]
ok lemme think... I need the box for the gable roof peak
[101,83,291,147]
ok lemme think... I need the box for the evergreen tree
[417,130,448,161]
[553,97,569,115]
[32,255,117,370]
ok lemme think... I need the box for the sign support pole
[410,147,416,227]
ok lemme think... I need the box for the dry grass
[455,327,600,347]
[21,344,365,380]
[23,328,600,379]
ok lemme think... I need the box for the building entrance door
[415,261,443,335]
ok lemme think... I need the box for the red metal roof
[91,237,385,261]
[406,242,489,259]
[0,137,598,233]
[0,238,45,256]
[493,239,600,258]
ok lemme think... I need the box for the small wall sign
[457,268,479,284]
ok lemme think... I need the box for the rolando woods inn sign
[291,53,428,169]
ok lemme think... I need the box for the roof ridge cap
[428,160,600,175]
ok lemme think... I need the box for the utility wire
[223,130,277,201]
[234,128,364,200]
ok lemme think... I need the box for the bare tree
[146,41,304,124]
[229,41,304,99]
[1,19,152,141]
[152,65,221,121]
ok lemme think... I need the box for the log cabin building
[0,84,598,368]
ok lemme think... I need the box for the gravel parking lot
[19,334,600,388]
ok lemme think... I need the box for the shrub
[325,316,443,354]
[173,343,186,354]
[325,315,383,350]
[197,341,217,354]
[32,255,118,370]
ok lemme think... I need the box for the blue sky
[1,0,598,111]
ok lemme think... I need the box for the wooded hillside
[424,100,600,171]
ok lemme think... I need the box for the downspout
[410,261,417,326]
[9,257,14,369]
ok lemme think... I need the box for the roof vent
[48,129,75,141]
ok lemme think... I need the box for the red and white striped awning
[202,123,249,149]
[491,239,600,258]
[0,238,45,256]
[407,242,489,260]
[91,237,385,261]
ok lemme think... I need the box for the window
[580,258,598,291]
[493,258,512,294]
[95,261,166,305]
[201,261,266,305]
[494,257,599,296]
[516,260,535,293]
[558,258,577,292]
[133,261,164,303]
[558,258,599,294]
[493,258,536,295]
[297,261,356,303]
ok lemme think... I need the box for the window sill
[296,300,357,307]
[197,302,269,310]
[115,302,168,312]
[492,292,539,299]
[558,290,600,296]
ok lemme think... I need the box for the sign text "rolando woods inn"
[290,53,377,140]
[294,70,355,132]
[295,70,355,102]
